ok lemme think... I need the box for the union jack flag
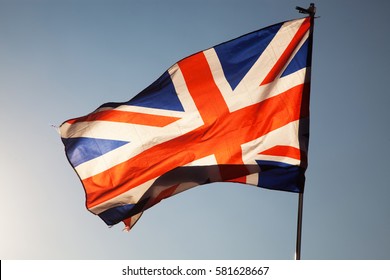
[60,17,312,231]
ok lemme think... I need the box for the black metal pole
[295,192,304,260]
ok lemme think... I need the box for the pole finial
[296,3,316,17]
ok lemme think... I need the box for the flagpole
[294,3,316,261]
[295,192,304,260]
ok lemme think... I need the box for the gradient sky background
[1,0,390,260]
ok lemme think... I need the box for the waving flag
[60,17,312,230]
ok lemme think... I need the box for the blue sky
[1,0,389,259]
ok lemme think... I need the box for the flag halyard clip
[296,3,316,17]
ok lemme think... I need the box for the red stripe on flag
[259,145,301,160]
[260,17,311,86]
[178,52,240,165]
[67,110,180,127]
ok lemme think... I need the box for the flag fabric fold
[60,17,312,230]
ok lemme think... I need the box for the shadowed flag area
[60,17,312,231]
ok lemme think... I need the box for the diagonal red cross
[83,20,310,208]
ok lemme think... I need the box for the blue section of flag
[127,71,184,111]
[214,23,282,90]
[281,39,309,77]
[98,71,184,111]
[98,199,148,226]
[98,203,136,226]
[256,160,304,192]
[62,137,129,167]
